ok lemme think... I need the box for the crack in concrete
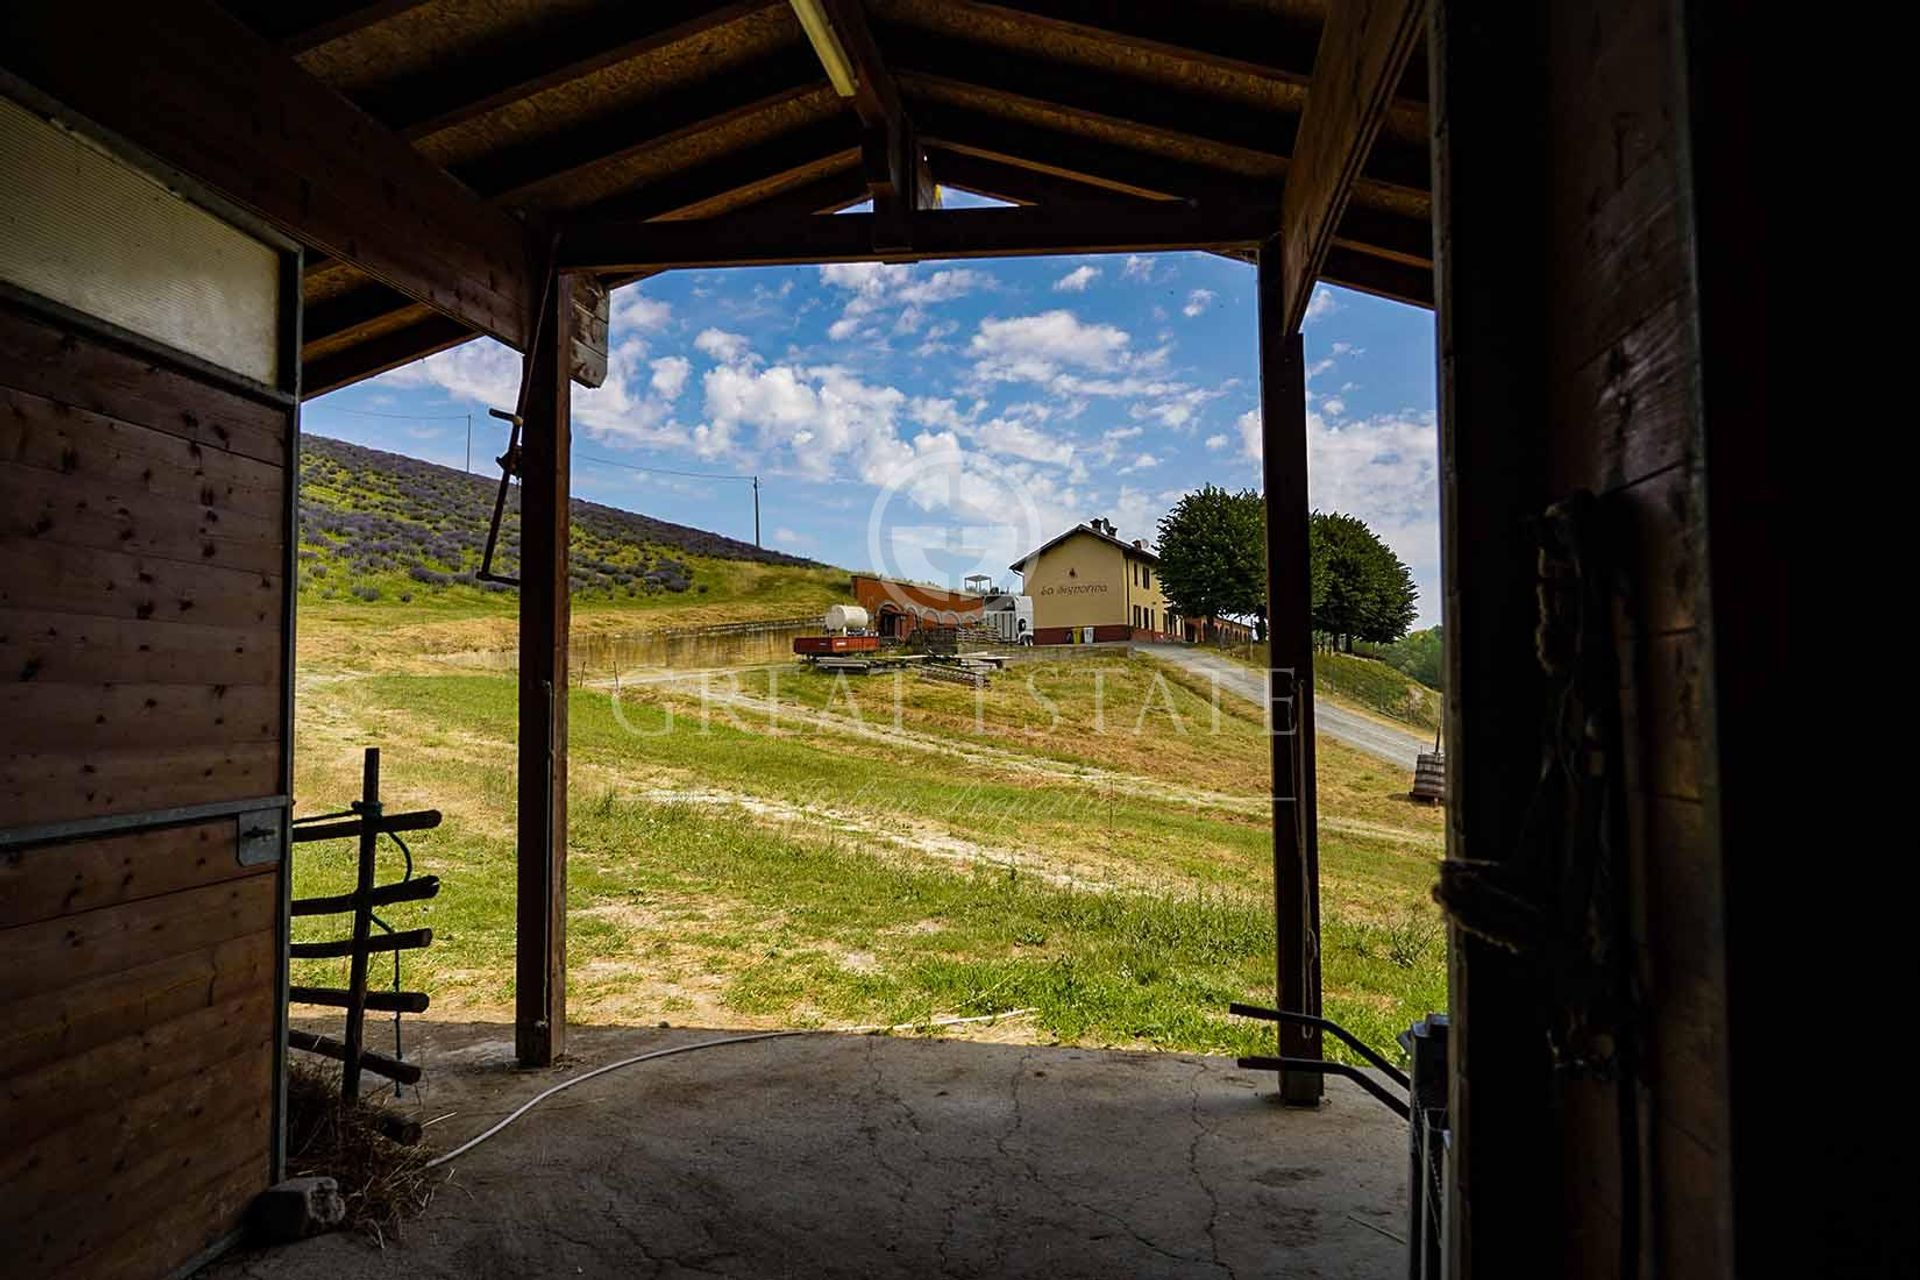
[860,1035,921,1256]
[1187,1060,1240,1280]
[991,1049,1227,1276]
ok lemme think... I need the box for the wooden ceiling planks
[191,0,1434,393]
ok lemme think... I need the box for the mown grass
[292,657,1447,1067]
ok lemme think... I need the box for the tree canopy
[1154,485,1267,623]
[1154,490,1419,650]
[1360,625,1444,689]
[1308,511,1418,650]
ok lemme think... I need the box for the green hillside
[297,435,846,619]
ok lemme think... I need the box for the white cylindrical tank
[824,604,870,633]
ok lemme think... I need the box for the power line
[573,451,757,483]
[323,406,474,421]
[573,452,763,549]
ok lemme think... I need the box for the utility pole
[753,475,761,548]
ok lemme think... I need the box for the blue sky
[307,207,1441,625]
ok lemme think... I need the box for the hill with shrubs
[298,435,829,610]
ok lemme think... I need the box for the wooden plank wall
[1540,0,1731,1272]
[1434,0,1736,1274]
[0,297,288,1278]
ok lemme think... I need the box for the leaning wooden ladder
[288,748,442,1101]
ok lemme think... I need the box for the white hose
[422,1009,1035,1170]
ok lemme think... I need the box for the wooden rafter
[4,0,534,352]
[796,0,930,236]
[303,146,871,399]
[969,0,1323,87]
[969,0,1428,130]
[579,117,863,221]
[1274,0,1429,332]
[916,104,1263,202]
[1320,247,1432,310]
[452,48,827,202]
[219,0,435,54]
[355,1,781,141]
[304,314,476,399]
[885,24,1429,196]
[923,150,1431,309]
[558,201,1274,271]
[927,149,1125,205]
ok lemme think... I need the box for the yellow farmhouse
[1011,517,1179,644]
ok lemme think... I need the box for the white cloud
[1304,287,1340,324]
[1182,288,1216,318]
[819,262,990,341]
[1320,395,1346,418]
[772,526,815,549]
[650,356,690,401]
[1204,433,1228,451]
[968,310,1131,384]
[1122,255,1157,282]
[1120,452,1160,473]
[694,328,752,363]
[972,416,1075,467]
[1053,265,1100,292]
[1237,408,1263,462]
[610,288,672,332]
[1129,383,1224,429]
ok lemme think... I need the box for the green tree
[1307,511,1418,651]
[1155,485,1266,631]
[1361,625,1445,690]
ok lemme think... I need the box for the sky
[306,198,1442,626]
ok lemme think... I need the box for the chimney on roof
[1133,539,1145,549]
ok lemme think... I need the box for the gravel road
[1140,643,1430,769]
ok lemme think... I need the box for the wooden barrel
[1410,751,1447,803]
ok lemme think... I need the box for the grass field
[291,638,1447,1066]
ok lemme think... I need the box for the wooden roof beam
[304,313,477,399]
[927,149,1118,205]
[571,117,863,220]
[883,25,1429,197]
[915,104,1267,202]
[925,147,1430,276]
[968,0,1429,123]
[969,0,1323,87]
[355,1,782,141]
[4,0,534,351]
[219,0,436,55]
[1272,0,1429,331]
[1320,246,1432,310]
[792,0,931,239]
[558,201,1274,272]
[303,149,870,397]
[453,48,826,203]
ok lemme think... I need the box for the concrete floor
[213,1022,1410,1280]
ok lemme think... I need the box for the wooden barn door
[0,89,299,1279]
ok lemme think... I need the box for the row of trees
[1154,485,1419,649]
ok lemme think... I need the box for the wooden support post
[1429,1,1557,1265]
[1256,242,1323,1105]
[515,269,573,1068]
[341,747,380,1102]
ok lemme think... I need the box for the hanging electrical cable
[422,1009,1035,1171]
